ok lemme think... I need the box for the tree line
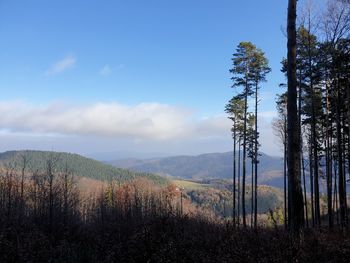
[226,0,349,232]
[278,0,349,231]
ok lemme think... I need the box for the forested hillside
[109,152,284,186]
[174,179,284,218]
[0,150,168,185]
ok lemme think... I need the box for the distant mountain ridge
[0,150,168,185]
[108,151,285,188]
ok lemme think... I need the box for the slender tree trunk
[302,151,308,228]
[298,70,308,228]
[334,158,339,225]
[242,87,248,227]
[347,83,350,225]
[238,139,241,226]
[33,176,38,220]
[298,72,303,225]
[20,167,25,202]
[326,83,333,228]
[287,0,304,232]
[312,113,321,227]
[336,79,346,227]
[7,170,12,220]
[347,126,350,226]
[251,157,254,227]
[254,82,258,228]
[49,170,53,233]
[311,73,321,228]
[233,123,237,225]
[284,126,288,229]
[342,120,348,225]
[309,143,315,227]
[64,170,68,227]
[305,13,321,228]
[19,162,26,224]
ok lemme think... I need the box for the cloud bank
[0,101,231,140]
[0,101,279,155]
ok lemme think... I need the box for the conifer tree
[225,96,245,225]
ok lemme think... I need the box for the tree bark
[287,0,304,232]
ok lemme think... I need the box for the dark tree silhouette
[287,0,305,232]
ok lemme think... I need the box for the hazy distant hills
[108,152,285,189]
[0,150,168,185]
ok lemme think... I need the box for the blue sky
[0,0,298,158]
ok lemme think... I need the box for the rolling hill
[108,151,285,188]
[173,179,284,216]
[0,150,168,185]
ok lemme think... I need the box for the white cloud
[0,101,279,155]
[99,64,112,76]
[46,55,76,75]
[195,115,231,138]
[0,101,228,140]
